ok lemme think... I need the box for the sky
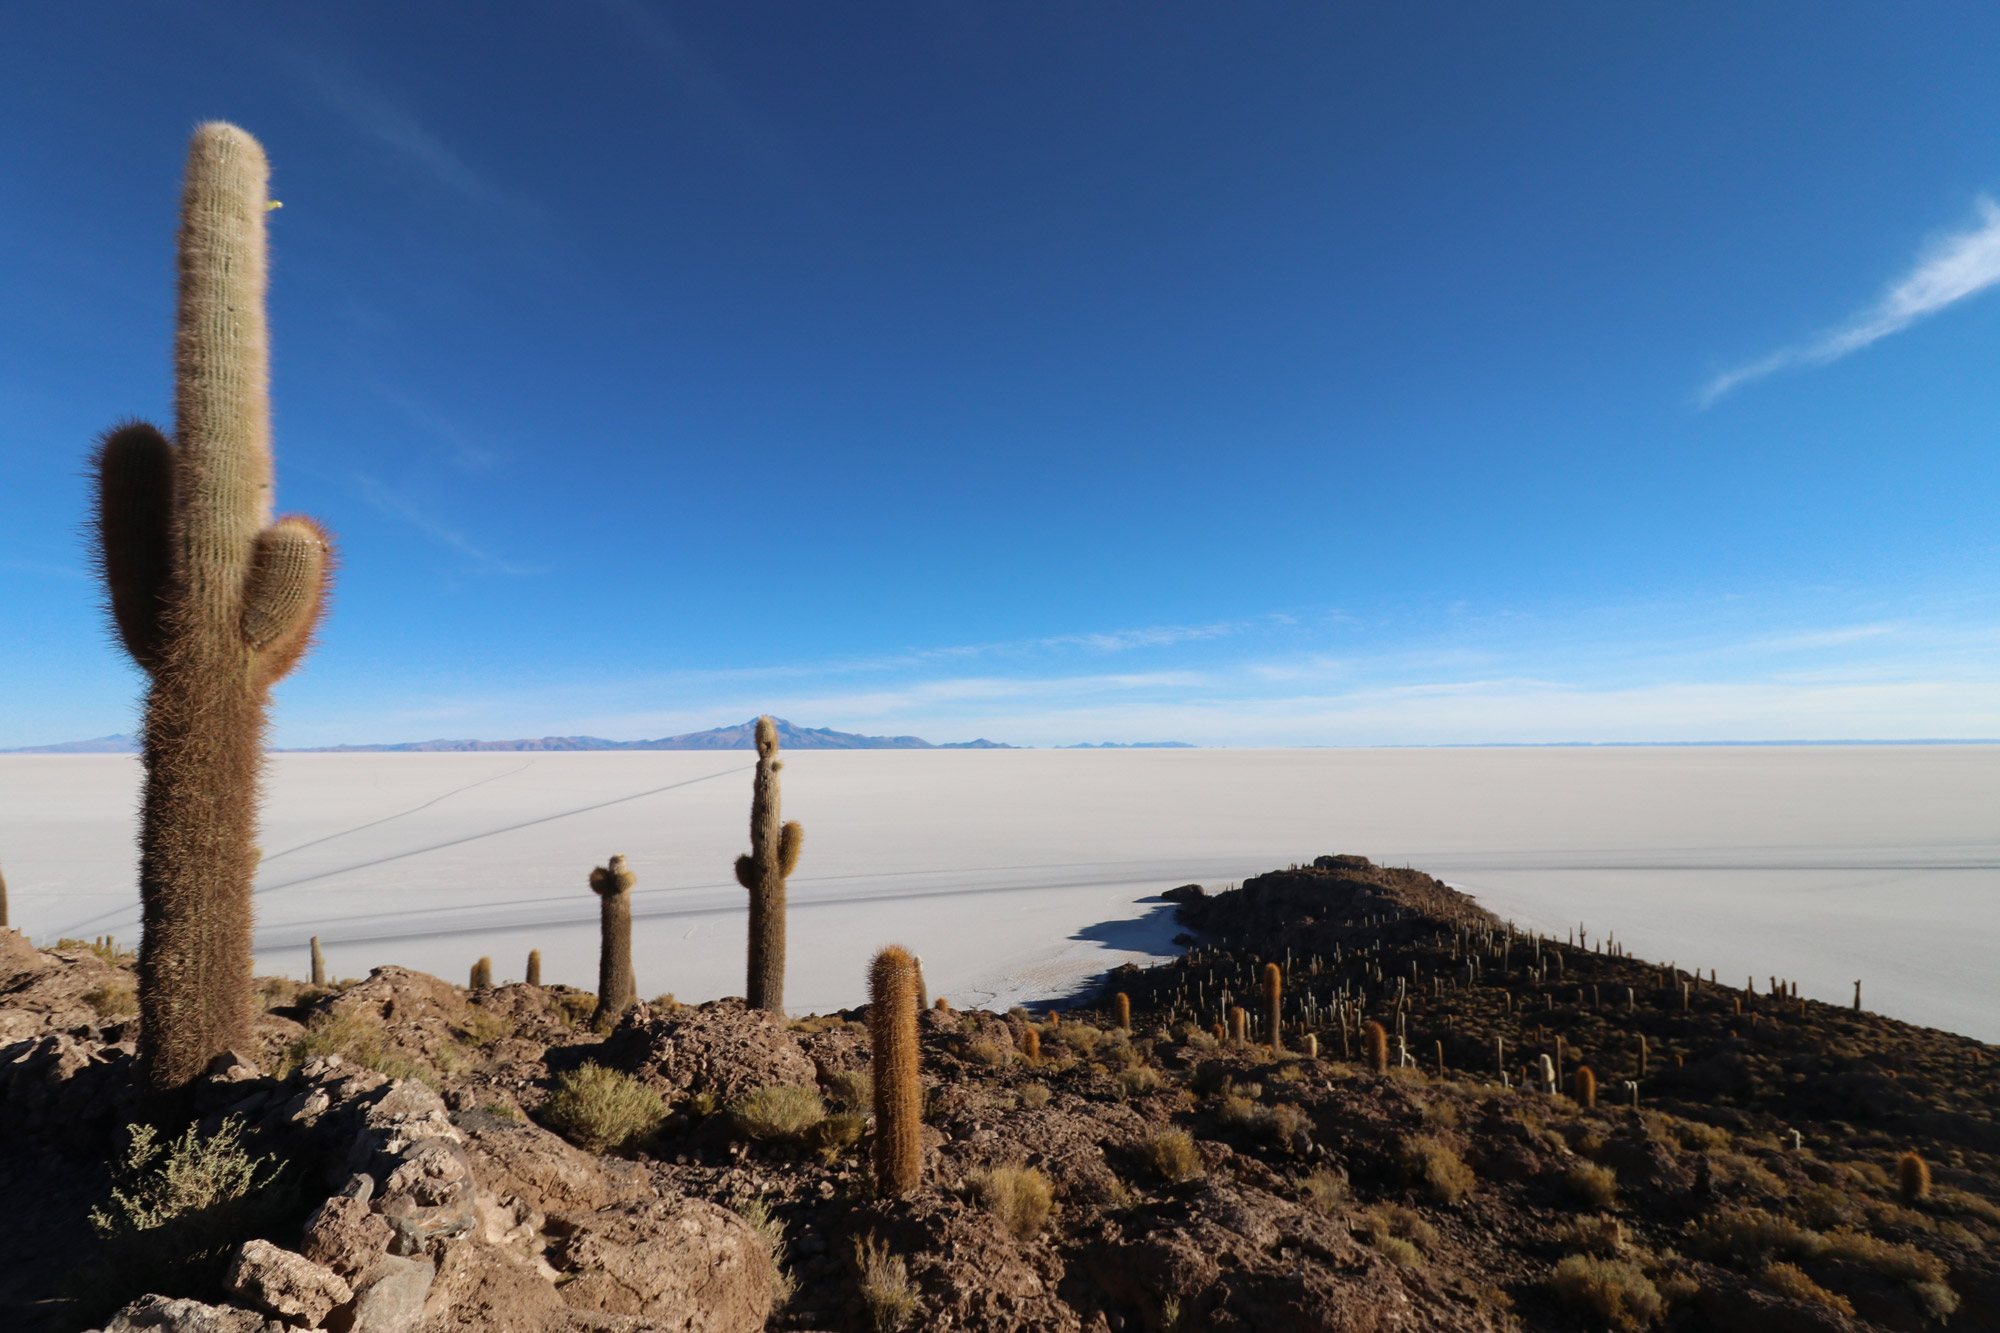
[3,3,1999,749]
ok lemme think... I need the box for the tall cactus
[734,716,802,1012]
[590,854,637,1029]
[869,945,922,1196]
[91,124,333,1091]
[526,948,543,987]
[1261,963,1283,1051]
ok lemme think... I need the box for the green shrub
[1401,1135,1475,1204]
[1550,1255,1662,1330]
[967,1165,1054,1240]
[539,1063,666,1152]
[732,1084,825,1141]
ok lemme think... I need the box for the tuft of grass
[1372,1234,1424,1269]
[84,979,138,1018]
[966,1165,1054,1241]
[805,1112,866,1164]
[963,1038,1013,1068]
[1758,1262,1854,1315]
[1360,1202,1438,1258]
[731,1084,826,1141]
[455,1009,516,1047]
[1556,1215,1625,1256]
[1300,1167,1348,1214]
[1117,1066,1162,1099]
[852,1232,919,1332]
[1017,1082,1052,1109]
[538,1063,666,1153]
[824,1069,873,1113]
[549,990,599,1027]
[1139,1130,1204,1185]
[1550,1255,1663,1331]
[277,1008,437,1088]
[1401,1135,1475,1204]
[1565,1161,1619,1210]
[734,1195,797,1312]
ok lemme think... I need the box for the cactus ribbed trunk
[1364,1021,1388,1074]
[591,855,637,1028]
[470,957,493,990]
[869,945,922,1196]
[94,125,333,1092]
[1574,1066,1596,1108]
[1114,991,1130,1031]
[309,936,324,987]
[735,717,802,1014]
[526,949,542,987]
[1261,963,1283,1051]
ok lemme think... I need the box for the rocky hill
[2,857,1995,1332]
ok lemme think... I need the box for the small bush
[805,1112,865,1164]
[1360,1203,1438,1252]
[825,1069,873,1112]
[1910,1281,1960,1322]
[967,1166,1054,1240]
[853,1232,918,1332]
[1017,1082,1052,1109]
[1566,1161,1619,1210]
[732,1084,826,1141]
[84,979,138,1018]
[1140,1130,1204,1184]
[1117,1066,1162,1098]
[549,990,599,1027]
[735,1195,797,1311]
[1758,1262,1854,1315]
[1550,1255,1663,1331]
[1301,1167,1348,1214]
[1372,1234,1423,1269]
[1401,1135,1475,1204]
[455,1009,516,1047]
[1675,1121,1732,1151]
[1819,1228,1947,1283]
[1557,1215,1625,1256]
[1255,1102,1311,1147]
[1216,1094,1258,1129]
[964,1038,1013,1068]
[277,1008,435,1088]
[539,1063,666,1153]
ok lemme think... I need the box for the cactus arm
[734,855,757,890]
[241,515,332,680]
[778,821,803,878]
[92,422,177,674]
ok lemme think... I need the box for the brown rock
[0,927,45,984]
[379,1139,480,1255]
[225,1238,354,1327]
[302,1195,395,1280]
[600,998,816,1102]
[335,1254,435,1333]
[547,1197,774,1333]
[455,1110,652,1217]
[99,1295,286,1333]
[418,1241,564,1333]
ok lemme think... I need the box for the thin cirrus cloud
[1701,196,2000,405]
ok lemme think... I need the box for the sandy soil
[2,745,1995,1036]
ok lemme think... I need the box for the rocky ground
[3,856,1997,1332]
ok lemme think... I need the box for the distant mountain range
[0,721,1014,754]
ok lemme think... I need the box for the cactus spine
[1114,991,1131,1031]
[470,957,493,990]
[92,124,334,1091]
[309,936,324,987]
[590,854,637,1028]
[869,945,922,1196]
[734,717,802,1013]
[526,949,542,986]
[1364,1020,1388,1074]
[1261,963,1283,1051]
[1899,1150,1931,1205]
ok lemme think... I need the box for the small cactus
[1229,1005,1248,1043]
[913,955,928,1011]
[590,855,637,1028]
[933,995,950,1012]
[1021,1026,1040,1063]
[1364,1021,1388,1074]
[1261,963,1283,1051]
[1303,1032,1318,1059]
[1115,991,1131,1032]
[0,857,9,929]
[1435,1039,1446,1078]
[1574,1065,1596,1109]
[470,957,493,990]
[91,125,335,1090]
[309,936,325,987]
[869,945,922,1196]
[1637,1033,1648,1078]
[1899,1150,1931,1205]
[734,717,802,1014]
[526,948,542,987]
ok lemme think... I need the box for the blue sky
[3,3,1998,747]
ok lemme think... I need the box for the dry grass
[548,990,599,1027]
[1550,1255,1663,1331]
[1565,1161,1619,1209]
[1300,1167,1348,1214]
[967,1165,1054,1240]
[1757,1262,1854,1315]
[1400,1135,1475,1204]
[853,1232,919,1332]
[824,1069,873,1112]
[84,979,138,1018]
[1139,1130,1204,1185]
[1556,1215,1625,1256]
[539,1063,666,1153]
[963,1038,1014,1068]
[277,1008,437,1088]
[732,1084,826,1141]
[1116,1066,1162,1098]
[805,1112,866,1164]
[1017,1082,1052,1109]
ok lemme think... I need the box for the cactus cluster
[734,717,803,1014]
[92,124,334,1092]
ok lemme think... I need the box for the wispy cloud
[1702,197,2000,404]
[351,474,536,576]
[293,57,525,215]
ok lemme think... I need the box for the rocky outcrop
[224,1240,353,1327]
[545,1198,774,1331]
[600,998,816,1102]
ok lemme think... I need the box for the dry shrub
[1550,1255,1663,1330]
[278,1008,435,1088]
[1301,1167,1348,1214]
[1372,1234,1424,1269]
[548,989,599,1027]
[1361,1203,1438,1253]
[967,1165,1054,1240]
[1017,1082,1052,1109]
[805,1112,865,1164]
[1061,1024,1106,1057]
[1400,1135,1475,1204]
[455,1008,516,1047]
[539,1063,666,1152]
[733,1084,826,1141]
[1140,1130,1204,1184]
[853,1232,918,1332]
[85,979,138,1018]
[1255,1102,1311,1146]
[1117,1066,1162,1098]
[1557,1215,1626,1256]
[1758,1262,1854,1315]
[824,1069,873,1112]
[734,1195,797,1311]
[1688,1206,1818,1263]
[1909,1281,1961,1322]
[1216,1094,1258,1129]
[1566,1161,1619,1209]
[963,1038,1013,1068]
[1819,1229,1947,1283]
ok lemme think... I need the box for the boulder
[302,1194,395,1280]
[419,1241,564,1333]
[0,927,45,984]
[97,1294,286,1333]
[379,1139,479,1256]
[547,1197,774,1333]
[336,1255,435,1333]
[599,998,815,1102]
[225,1239,353,1327]
[454,1110,651,1217]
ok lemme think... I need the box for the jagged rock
[0,927,45,983]
[419,1241,564,1333]
[379,1138,480,1255]
[336,1255,435,1333]
[226,1238,354,1326]
[599,998,815,1102]
[0,946,129,1043]
[546,1197,774,1332]
[302,1194,395,1280]
[97,1293,286,1333]
[455,1109,652,1217]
